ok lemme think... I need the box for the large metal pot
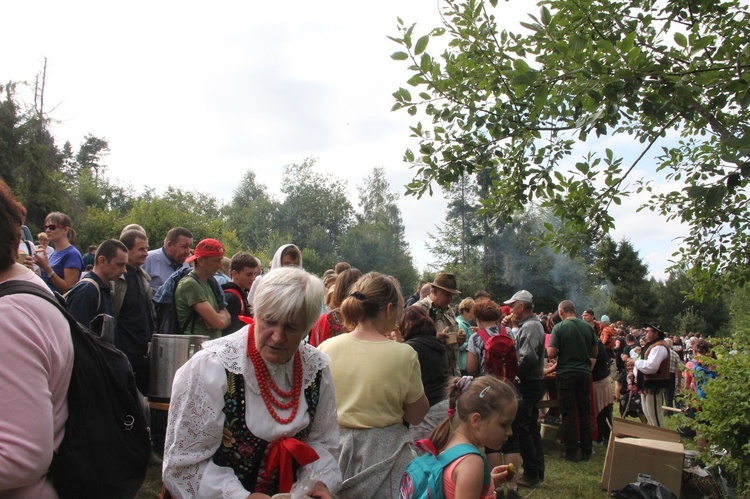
[149,334,209,402]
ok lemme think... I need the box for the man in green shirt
[547,299,599,462]
[175,238,230,339]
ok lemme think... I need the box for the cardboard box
[601,418,684,497]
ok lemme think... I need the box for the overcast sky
[2,0,685,280]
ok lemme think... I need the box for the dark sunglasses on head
[44,224,60,231]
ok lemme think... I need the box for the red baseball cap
[185,238,224,263]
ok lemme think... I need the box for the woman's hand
[17,253,35,270]
[247,493,271,499]
[33,250,51,274]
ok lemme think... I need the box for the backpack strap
[476,327,491,344]
[80,277,102,312]
[437,444,491,488]
[65,277,101,313]
[22,240,34,256]
[207,276,228,309]
[224,287,245,315]
[0,280,72,323]
[437,443,482,465]
[177,272,201,334]
[111,277,126,318]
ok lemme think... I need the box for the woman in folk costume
[319,272,429,498]
[162,267,341,498]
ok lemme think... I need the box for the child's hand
[490,463,516,484]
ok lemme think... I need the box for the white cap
[504,290,533,304]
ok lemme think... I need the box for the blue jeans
[557,371,593,456]
[513,379,546,479]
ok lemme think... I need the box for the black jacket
[221,282,250,336]
[405,335,449,407]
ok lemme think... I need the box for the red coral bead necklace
[247,329,302,424]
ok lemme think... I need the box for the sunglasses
[44,224,60,231]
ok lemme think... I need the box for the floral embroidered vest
[212,369,322,494]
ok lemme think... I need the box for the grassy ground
[137,465,162,499]
[138,415,695,498]
[515,437,609,499]
[137,432,614,498]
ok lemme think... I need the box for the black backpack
[152,267,199,333]
[153,267,227,334]
[0,281,151,498]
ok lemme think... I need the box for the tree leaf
[541,6,551,26]
[391,51,409,61]
[513,58,531,72]
[414,35,429,55]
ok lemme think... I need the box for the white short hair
[253,267,324,332]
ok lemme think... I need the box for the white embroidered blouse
[162,328,342,498]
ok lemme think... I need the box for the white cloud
[1,0,688,279]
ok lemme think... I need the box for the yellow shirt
[319,334,424,429]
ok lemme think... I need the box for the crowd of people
[0,177,717,499]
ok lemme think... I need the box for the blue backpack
[400,441,490,499]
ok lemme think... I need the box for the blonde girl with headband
[319,272,429,498]
[429,376,519,499]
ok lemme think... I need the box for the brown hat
[431,273,460,295]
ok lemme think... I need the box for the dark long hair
[0,180,27,271]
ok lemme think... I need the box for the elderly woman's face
[255,315,307,364]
